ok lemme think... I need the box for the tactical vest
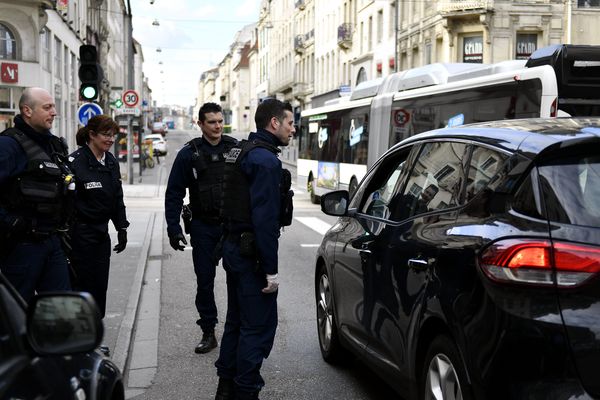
[221,139,294,227]
[0,128,70,231]
[188,136,237,223]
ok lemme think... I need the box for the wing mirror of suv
[321,190,351,216]
[26,292,103,355]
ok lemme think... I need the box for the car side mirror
[26,292,103,355]
[321,190,350,216]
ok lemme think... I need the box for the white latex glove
[262,274,279,293]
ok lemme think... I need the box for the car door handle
[408,258,429,270]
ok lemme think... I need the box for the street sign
[122,89,140,107]
[116,107,141,116]
[77,102,103,126]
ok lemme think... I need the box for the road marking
[295,217,332,235]
[301,244,320,248]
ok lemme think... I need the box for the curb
[112,212,156,373]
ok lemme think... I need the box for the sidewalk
[102,159,166,398]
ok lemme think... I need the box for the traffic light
[78,45,103,101]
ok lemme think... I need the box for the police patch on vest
[43,161,59,169]
[225,148,242,163]
[85,182,103,189]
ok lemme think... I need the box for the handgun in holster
[182,204,192,234]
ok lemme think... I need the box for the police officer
[165,102,237,354]
[215,99,295,400]
[0,87,73,301]
[68,115,129,322]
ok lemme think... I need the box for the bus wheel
[349,177,358,198]
[308,176,319,204]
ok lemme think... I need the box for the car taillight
[550,97,557,117]
[479,239,600,287]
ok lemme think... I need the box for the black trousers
[70,222,111,318]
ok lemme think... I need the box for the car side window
[465,145,508,202]
[394,141,468,220]
[357,147,413,219]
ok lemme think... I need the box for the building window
[578,0,600,7]
[425,42,432,64]
[377,10,383,43]
[463,35,483,63]
[54,37,62,81]
[516,33,538,59]
[368,16,373,51]
[0,23,17,60]
[41,29,51,71]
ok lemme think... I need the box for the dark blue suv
[0,273,124,399]
[317,118,600,400]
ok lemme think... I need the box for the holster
[182,204,192,234]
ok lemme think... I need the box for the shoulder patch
[225,148,242,163]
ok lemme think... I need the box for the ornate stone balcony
[438,0,493,14]
[337,23,353,50]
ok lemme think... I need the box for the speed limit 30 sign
[122,90,140,107]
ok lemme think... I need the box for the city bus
[298,44,600,203]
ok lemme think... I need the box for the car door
[332,146,415,352]
[363,140,469,392]
[0,277,63,399]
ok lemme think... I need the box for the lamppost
[126,0,135,184]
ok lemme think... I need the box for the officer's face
[274,110,295,147]
[89,128,116,154]
[23,89,56,133]
[198,112,224,144]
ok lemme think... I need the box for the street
[108,128,400,400]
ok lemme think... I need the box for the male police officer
[0,87,73,301]
[165,102,237,354]
[215,99,295,400]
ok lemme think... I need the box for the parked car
[0,273,125,399]
[316,117,600,400]
[145,133,168,156]
[151,121,167,136]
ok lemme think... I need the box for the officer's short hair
[198,102,222,122]
[255,99,293,130]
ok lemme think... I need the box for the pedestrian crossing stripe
[294,217,332,235]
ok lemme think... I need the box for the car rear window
[538,154,600,227]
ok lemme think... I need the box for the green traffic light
[81,85,97,100]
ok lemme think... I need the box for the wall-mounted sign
[516,33,538,59]
[1,63,18,83]
[463,36,483,63]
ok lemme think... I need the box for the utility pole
[394,0,399,72]
[126,0,134,184]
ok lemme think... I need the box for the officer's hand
[169,232,188,251]
[113,230,127,253]
[262,274,279,294]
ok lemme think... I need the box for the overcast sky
[131,0,259,108]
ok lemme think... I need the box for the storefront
[0,84,22,132]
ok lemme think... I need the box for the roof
[393,117,600,156]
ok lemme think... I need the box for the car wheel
[422,335,472,400]
[308,175,320,204]
[316,264,347,363]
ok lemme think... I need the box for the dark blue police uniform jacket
[164,136,232,332]
[68,145,129,317]
[0,116,71,301]
[216,129,284,396]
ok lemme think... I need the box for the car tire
[308,175,320,205]
[421,335,472,400]
[315,264,348,364]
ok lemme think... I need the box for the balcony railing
[438,0,493,13]
[294,35,306,54]
[337,23,353,50]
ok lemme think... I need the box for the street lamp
[152,19,160,26]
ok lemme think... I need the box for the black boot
[195,330,218,354]
[214,378,235,400]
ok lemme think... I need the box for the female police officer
[68,115,129,324]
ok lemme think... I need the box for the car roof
[393,117,600,156]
